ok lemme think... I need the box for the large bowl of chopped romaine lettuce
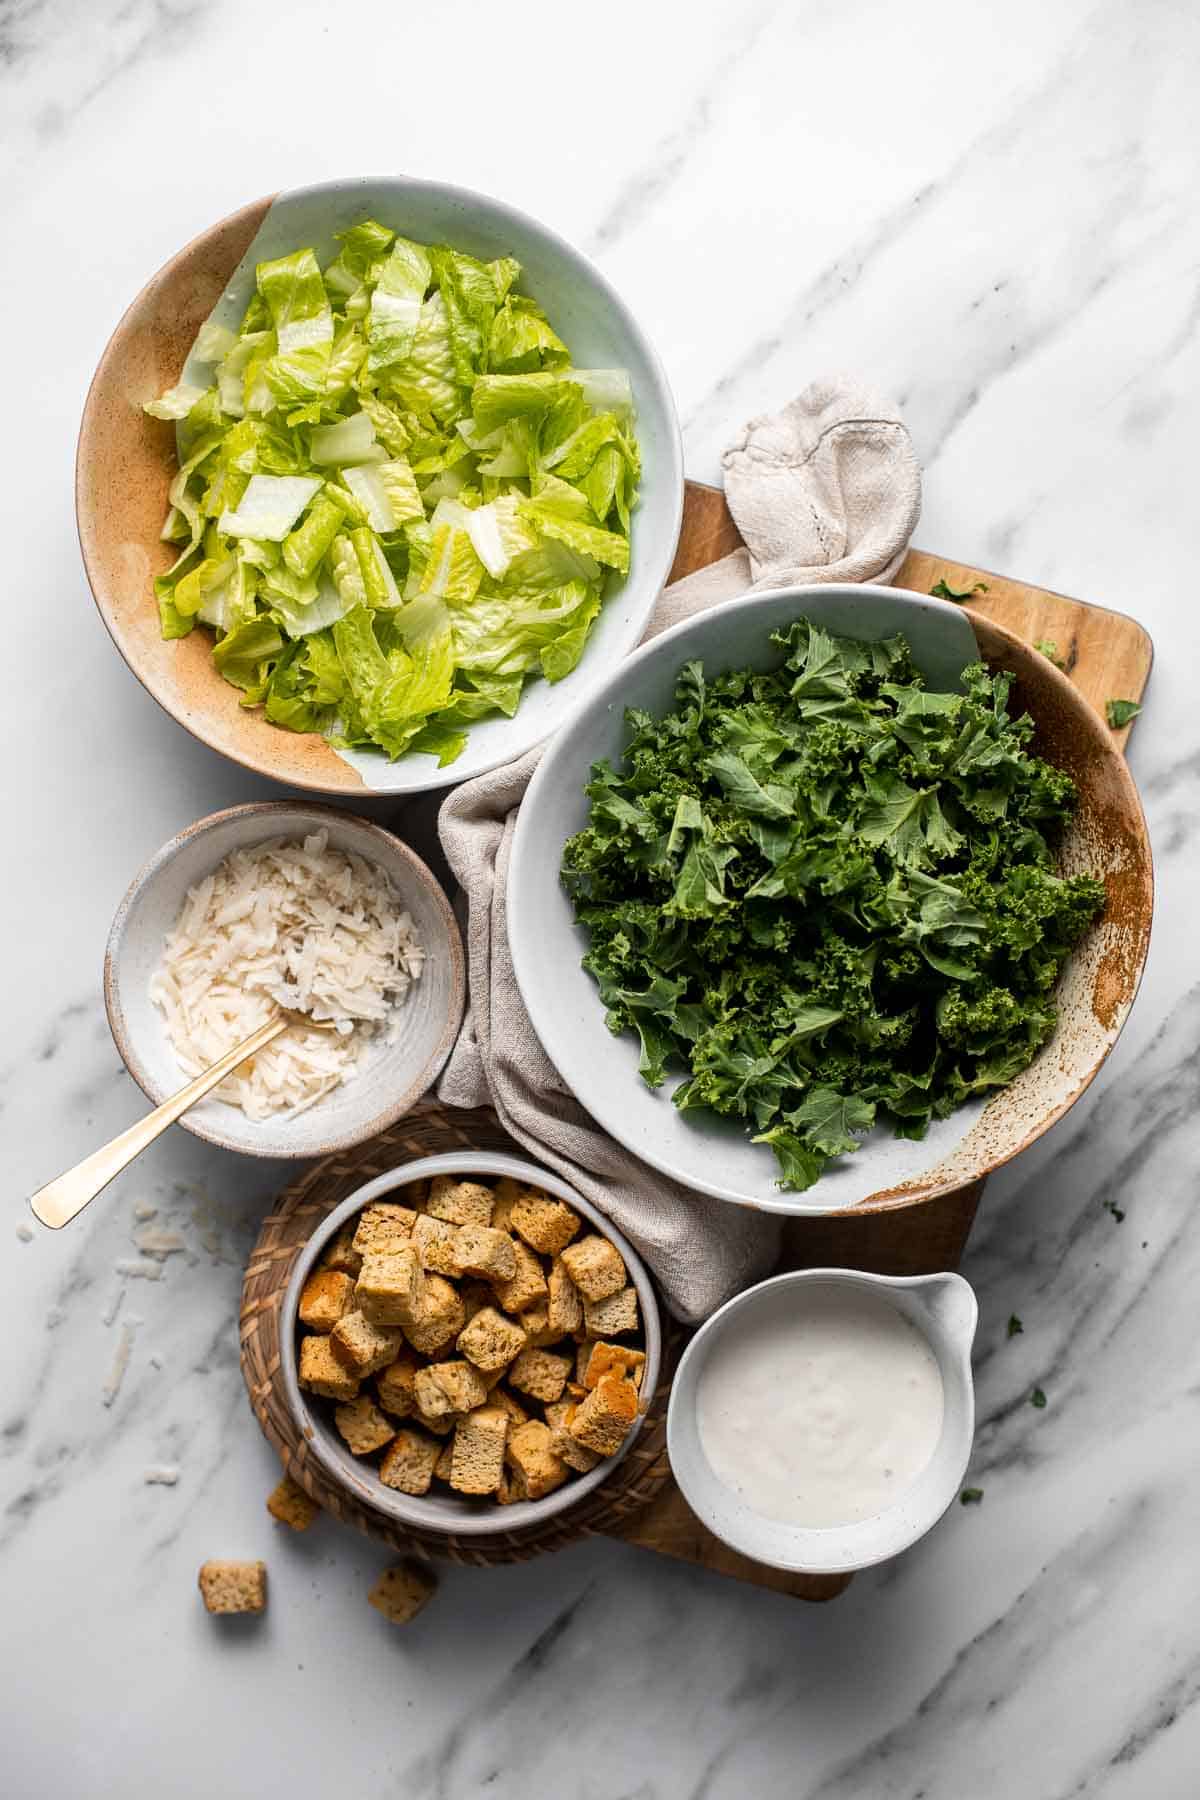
[508,585,1152,1215]
[77,178,683,794]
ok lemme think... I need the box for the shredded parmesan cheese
[103,1322,138,1408]
[149,829,424,1120]
[114,1258,164,1281]
[133,1225,187,1259]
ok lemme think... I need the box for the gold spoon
[29,1011,337,1231]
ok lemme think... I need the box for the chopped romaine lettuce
[218,475,322,540]
[144,382,209,421]
[144,222,639,763]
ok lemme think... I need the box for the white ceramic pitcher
[666,1268,979,1575]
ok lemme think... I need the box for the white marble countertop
[5,1,1199,1794]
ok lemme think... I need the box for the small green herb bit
[1030,1387,1047,1409]
[931,577,989,602]
[1034,639,1065,669]
[960,1487,984,1505]
[1007,1314,1024,1338]
[1105,698,1142,729]
[1103,1198,1126,1222]
[563,617,1108,1190]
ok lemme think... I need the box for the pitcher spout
[911,1271,978,1354]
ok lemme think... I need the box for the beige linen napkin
[437,377,921,1322]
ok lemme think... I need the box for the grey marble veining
[4,0,1199,1793]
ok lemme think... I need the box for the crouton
[492,1238,548,1316]
[329,1311,405,1377]
[298,1334,360,1402]
[433,1439,455,1482]
[583,1286,640,1338]
[489,1386,531,1429]
[581,1341,647,1391]
[415,1408,457,1437]
[455,1223,517,1283]
[496,1468,523,1505]
[460,1279,495,1322]
[456,1305,527,1373]
[517,1302,563,1348]
[334,1394,396,1456]
[413,1359,488,1419]
[545,1401,602,1473]
[449,1407,508,1494]
[411,1213,464,1278]
[398,1178,430,1209]
[547,1257,584,1337]
[351,1202,418,1258]
[489,1176,525,1231]
[379,1428,442,1495]
[198,1560,267,1616]
[320,1224,363,1278]
[428,1175,495,1228]
[559,1234,626,1302]
[298,1268,354,1334]
[510,1191,581,1257]
[368,1559,437,1624]
[569,1376,639,1457]
[508,1345,573,1404]
[402,1275,465,1356]
[266,1474,319,1531]
[356,1246,424,1326]
[375,1351,419,1418]
[506,1420,569,1499]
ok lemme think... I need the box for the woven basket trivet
[240,1099,684,1565]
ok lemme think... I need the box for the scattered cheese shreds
[143,1465,180,1486]
[103,1322,138,1408]
[114,1258,164,1281]
[15,1221,33,1243]
[149,829,424,1120]
[133,1225,186,1259]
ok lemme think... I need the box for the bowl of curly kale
[508,585,1153,1215]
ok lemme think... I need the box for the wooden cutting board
[602,481,1153,1603]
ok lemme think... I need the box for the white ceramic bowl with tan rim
[76,176,684,797]
[667,1268,978,1575]
[279,1151,662,1536]
[104,801,464,1158]
[508,583,1153,1215]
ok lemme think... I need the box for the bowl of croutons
[281,1151,661,1534]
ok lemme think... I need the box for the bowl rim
[279,1148,663,1535]
[509,581,1154,1214]
[665,1267,977,1573]
[76,176,685,796]
[103,799,465,1157]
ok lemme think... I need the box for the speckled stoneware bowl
[104,801,464,1158]
[667,1269,977,1574]
[76,176,683,796]
[509,583,1154,1215]
[279,1150,662,1536]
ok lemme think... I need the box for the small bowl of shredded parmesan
[105,804,465,1157]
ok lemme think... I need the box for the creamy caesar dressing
[697,1284,945,1529]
